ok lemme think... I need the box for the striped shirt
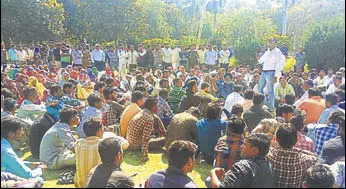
[314,124,338,156]
[74,136,102,188]
[167,86,185,113]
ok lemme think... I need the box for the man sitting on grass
[145,140,198,188]
[86,137,134,188]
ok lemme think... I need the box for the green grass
[20,149,212,188]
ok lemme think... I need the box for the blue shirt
[205,50,217,66]
[77,106,103,138]
[1,139,43,179]
[314,124,338,156]
[196,118,227,158]
[219,81,235,99]
[318,105,345,124]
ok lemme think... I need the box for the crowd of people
[1,38,345,188]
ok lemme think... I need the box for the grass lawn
[20,149,212,188]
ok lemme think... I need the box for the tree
[303,13,345,70]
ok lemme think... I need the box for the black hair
[94,82,106,91]
[99,75,108,82]
[23,86,37,99]
[168,140,197,170]
[132,85,146,93]
[308,87,321,97]
[143,96,158,111]
[276,126,297,149]
[131,91,144,103]
[253,93,265,105]
[63,82,74,94]
[228,118,246,135]
[1,88,14,99]
[3,98,17,112]
[244,89,255,100]
[98,137,122,165]
[1,117,28,139]
[159,78,169,87]
[246,133,270,157]
[187,80,197,93]
[234,85,243,93]
[103,87,116,100]
[83,118,103,137]
[325,93,338,106]
[60,108,78,124]
[284,94,296,105]
[87,93,103,107]
[173,78,181,85]
[329,110,345,125]
[49,85,62,96]
[159,88,169,98]
[335,89,345,101]
[205,103,222,120]
[305,164,335,188]
[276,103,294,117]
[105,78,116,86]
[231,104,243,116]
[201,82,210,90]
[290,114,305,132]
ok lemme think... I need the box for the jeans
[258,71,275,111]
[94,61,105,71]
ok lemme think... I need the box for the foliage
[1,0,65,43]
[302,13,345,70]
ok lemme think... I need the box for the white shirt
[127,50,139,65]
[224,92,245,113]
[220,50,230,64]
[259,47,285,78]
[162,48,172,63]
[326,84,338,95]
[314,77,328,88]
[294,90,309,107]
[171,48,181,64]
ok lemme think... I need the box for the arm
[141,118,154,158]
[274,50,285,78]
[102,51,106,62]
[3,151,42,179]
[91,51,95,64]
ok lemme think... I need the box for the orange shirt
[120,103,141,137]
[299,96,325,124]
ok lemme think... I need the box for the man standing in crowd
[91,44,106,71]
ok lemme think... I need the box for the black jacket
[220,157,274,188]
[29,113,58,159]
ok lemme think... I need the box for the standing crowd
[1,38,345,188]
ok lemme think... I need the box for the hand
[273,77,277,83]
[211,168,225,181]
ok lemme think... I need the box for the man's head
[276,103,294,121]
[308,87,321,98]
[325,93,338,108]
[290,114,305,132]
[103,87,117,101]
[319,70,326,79]
[205,103,222,120]
[159,78,169,89]
[187,80,198,94]
[106,78,116,88]
[49,85,63,99]
[269,38,277,49]
[328,110,345,126]
[173,78,183,88]
[335,89,345,102]
[201,82,210,93]
[275,126,297,149]
[224,73,232,83]
[131,91,145,106]
[98,137,124,167]
[226,117,246,136]
[253,93,265,106]
[63,82,75,95]
[284,94,296,105]
[186,106,200,118]
[83,118,104,138]
[231,104,243,118]
[159,89,169,100]
[168,140,197,174]
[23,86,38,102]
[303,164,334,188]
[87,93,104,109]
[59,108,80,127]
[279,76,287,87]
[3,98,17,114]
[241,134,270,158]
[333,75,343,87]
[143,96,158,114]
[234,85,243,95]
[244,89,255,101]
[94,82,106,94]
[95,44,101,50]
[1,117,27,141]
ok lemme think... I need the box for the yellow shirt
[74,136,101,188]
[196,90,218,102]
[120,103,141,137]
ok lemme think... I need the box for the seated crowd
[1,43,346,188]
